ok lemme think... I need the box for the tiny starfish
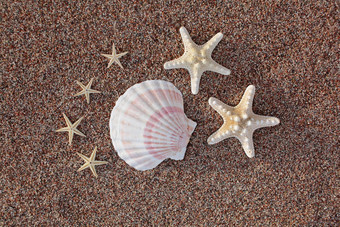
[77,147,108,178]
[56,113,86,145]
[101,43,128,69]
[74,78,101,104]
[207,85,280,158]
[164,26,231,94]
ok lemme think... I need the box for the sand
[1,1,339,225]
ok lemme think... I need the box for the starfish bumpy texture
[77,147,108,178]
[164,26,231,94]
[101,43,128,69]
[74,78,101,104]
[56,113,86,145]
[207,85,280,158]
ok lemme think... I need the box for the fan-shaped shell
[110,80,196,171]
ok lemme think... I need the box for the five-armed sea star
[77,146,108,178]
[207,85,280,158]
[164,26,231,94]
[74,78,101,104]
[101,43,128,69]
[56,113,86,145]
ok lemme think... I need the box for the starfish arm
[207,128,234,145]
[237,85,256,114]
[208,97,234,118]
[90,147,97,161]
[77,163,90,172]
[164,56,187,69]
[92,160,108,166]
[56,127,70,132]
[77,152,90,162]
[206,60,231,75]
[107,58,115,68]
[76,81,86,89]
[114,58,124,69]
[62,113,72,127]
[87,78,94,88]
[87,88,101,94]
[202,32,223,55]
[68,130,74,145]
[252,115,280,130]
[207,130,222,144]
[73,128,86,137]
[111,43,117,55]
[85,92,90,104]
[72,117,84,128]
[179,26,196,50]
[189,66,204,95]
[90,165,98,178]
[74,90,86,97]
[101,54,113,59]
[236,132,255,158]
[116,52,128,58]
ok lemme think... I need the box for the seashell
[109,80,197,171]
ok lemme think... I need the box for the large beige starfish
[101,43,128,69]
[56,113,85,145]
[164,26,231,94]
[74,78,101,104]
[77,147,108,178]
[207,85,280,158]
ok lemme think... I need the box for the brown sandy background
[1,0,339,225]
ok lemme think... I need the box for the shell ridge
[117,119,179,141]
[124,155,162,171]
[157,81,187,134]
[147,84,186,136]
[146,81,181,125]
[134,159,163,171]
[117,146,174,159]
[115,138,179,148]
[114,103,181,138]
[142,87,184,134]
[115,146,177,160]
[157,80,186,131]
[131,86,182,136]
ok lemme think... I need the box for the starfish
[77,147,108,178]
[207,85,280,158]
[164,26,231,94]
[56,113,86,145]
[101,43,128,69]
[74,78,101,104]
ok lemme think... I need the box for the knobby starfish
[56,113,86,145]
[77,147,108,178]
[207,85,280,158]
[74,78,101,104]
[101,43,128,69]
[164,26,231,94]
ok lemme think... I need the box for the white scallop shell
[110,80,197,171]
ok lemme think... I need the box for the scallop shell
[110,80,197,171]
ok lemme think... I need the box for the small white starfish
[207,85,280,158]
[74,78,101,104]
[77,146,108,178]
[56,113,85,145]
[164,26,231,94]
[101,43,128,69]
